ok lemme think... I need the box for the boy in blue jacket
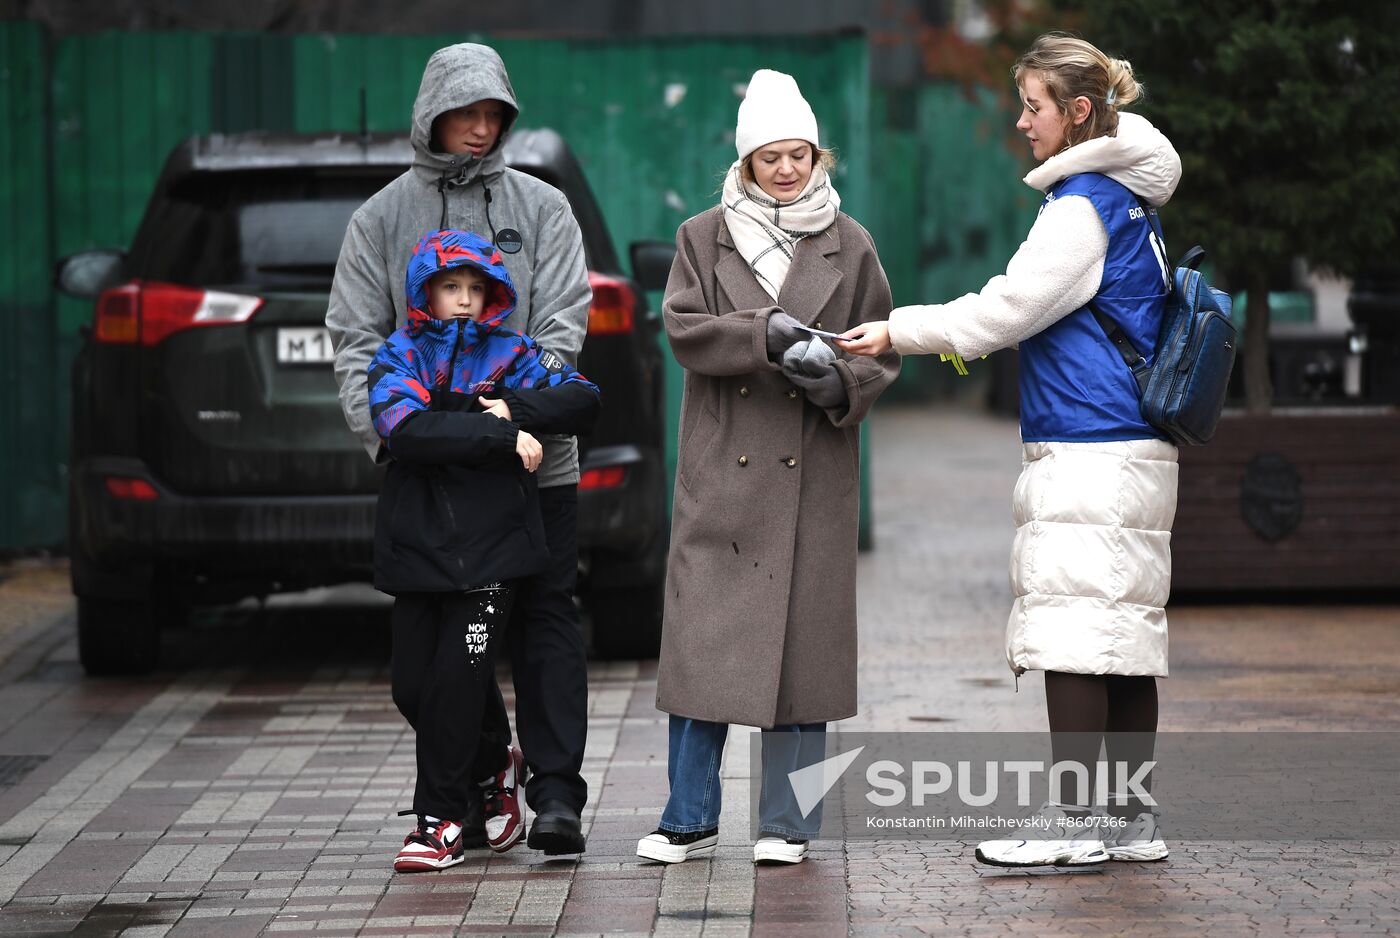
[368,229,600,872]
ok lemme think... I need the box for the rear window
[132,169,398,290]
[130,159,615,289]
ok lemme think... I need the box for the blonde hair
[1013,33,1142,149]
[739,143,837,186]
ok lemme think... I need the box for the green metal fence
[0,22,56,549]
[0,25,1032,551]
[867,82,1034,401]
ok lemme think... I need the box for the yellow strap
[938,353,986,377]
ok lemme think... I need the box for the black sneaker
[636,826,720,864]
[526,799,586,855]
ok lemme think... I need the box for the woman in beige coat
[636,70,900,867]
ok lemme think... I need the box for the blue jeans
[659,715,827,840]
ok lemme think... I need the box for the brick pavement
[846,406,1400,937]
[0,404,1395,936]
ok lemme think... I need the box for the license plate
[277,327,335,364]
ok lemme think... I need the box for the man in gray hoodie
[327,43,591,855]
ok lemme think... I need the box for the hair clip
[1106,88,1117,106]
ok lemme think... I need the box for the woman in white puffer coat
[841,32,1181,868]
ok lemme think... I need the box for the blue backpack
[1090,199,1238,446]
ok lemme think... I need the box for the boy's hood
[1023,112,1182,207]
[405,229,518,335]
[410,43,520,186]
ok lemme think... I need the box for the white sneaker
[1104,811,1169,861]
[975,802,1110,868]
[753,835,808,864]
[636,827,719,864]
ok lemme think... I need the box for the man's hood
[1023,112,1182,208]
[410,43,520,185]
[405,229,518,336]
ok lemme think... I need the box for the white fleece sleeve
[886,195,1109,359]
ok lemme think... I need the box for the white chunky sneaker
[1104,811,1169,861]
[975,802,1110,868]
[753,835,808,864]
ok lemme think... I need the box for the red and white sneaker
[393,816,466,872]
[481,745,527,852]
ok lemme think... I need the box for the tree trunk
[1243,271,1273,414]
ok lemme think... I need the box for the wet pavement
[0,404,1397,936]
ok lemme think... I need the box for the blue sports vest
[1017,173,1170,442]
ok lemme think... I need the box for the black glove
[782,338,847,409]
[766,311,807,362]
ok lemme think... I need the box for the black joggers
[479,485,590,814]
[391,583,515,820]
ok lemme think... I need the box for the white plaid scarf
[720,160,840,301]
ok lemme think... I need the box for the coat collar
[714,211,843,324]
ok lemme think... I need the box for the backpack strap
[1088,301,1152,396]
[1088,192,1170,398]
[1177,244,1206,272]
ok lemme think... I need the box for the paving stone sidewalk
[0,404,1395,936]
[0,589,818,937]
[845,406,1400,937]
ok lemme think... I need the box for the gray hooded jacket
[327,43,591,488]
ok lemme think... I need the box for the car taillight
[579,465,627,490]
[94,281,264,346]
[103,476,159,501]
[94,283,140,343]
[587,273,634,335]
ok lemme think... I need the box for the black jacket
[373,383,599,594]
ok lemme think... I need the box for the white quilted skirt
[1006,438,1178,677]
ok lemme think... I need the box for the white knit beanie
[735,69,820,160]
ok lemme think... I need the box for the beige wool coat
[655,206,900,728]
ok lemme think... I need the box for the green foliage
[1066,0,1400,284]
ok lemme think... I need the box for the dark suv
[58,130,673,674]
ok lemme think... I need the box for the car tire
[588,580,664,660]
[77,597,160,676]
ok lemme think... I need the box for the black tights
[1044,671,1158,815]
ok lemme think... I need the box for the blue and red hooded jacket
[367,229,600,594]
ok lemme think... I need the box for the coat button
[738,455,749,466]
[787,388,798,399]
[815,322,823,329]
[739,386,750,397]
[785,457,797,468]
